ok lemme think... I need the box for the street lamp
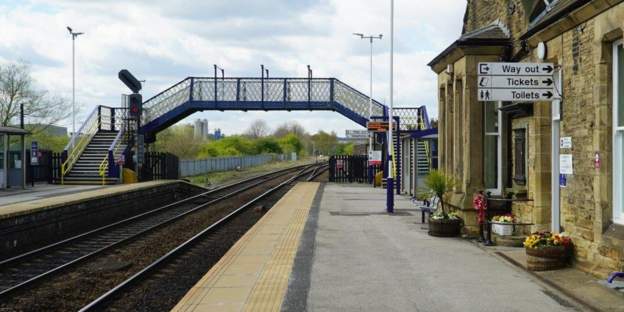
[306,65,313,103]
[67,26,84,138]
[353,32,383,161]
[387,0,396,212]
[214,64,224,100]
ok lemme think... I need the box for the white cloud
[0,0,465,136]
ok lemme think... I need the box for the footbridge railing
[61,106,101,183]
[61,105,127,183]
[141,77,388,141]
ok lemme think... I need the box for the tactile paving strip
[171,182,320,312]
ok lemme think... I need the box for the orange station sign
[367,121,396,132]
[367,121,388,132]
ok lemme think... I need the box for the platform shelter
[0,126,28,189]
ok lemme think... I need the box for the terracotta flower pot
[428,218,462,237]
[525,245,570,271]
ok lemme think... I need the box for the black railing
[329,155,375,183]
[140,152,179,181]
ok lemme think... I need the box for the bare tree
[273,121,307,138]
[0,62,70,131]
[245,119,270,138]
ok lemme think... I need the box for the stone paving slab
[286,183,579,312]
[171,182,320,312]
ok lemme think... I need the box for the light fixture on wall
[537,42,547,61]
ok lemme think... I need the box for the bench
[413,196,438,223]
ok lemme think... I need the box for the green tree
[27,131,68,152]
[254,137,283,154]
[197,136,257,158]
[311,130,338,155]
[336,143,355,155]
[278,133,303,155]
[153,124,202,159]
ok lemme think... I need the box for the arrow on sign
[542,91,554,99]
[479,64,490,75]
[542,78,553,86]
[542,65,554,73]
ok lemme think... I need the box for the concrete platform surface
[171,182,320,312]
[0,180,179,219]
[0,183,104,207]
[498,248,624,312]
[284,183,578,312]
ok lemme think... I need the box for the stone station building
[429,0,624,276]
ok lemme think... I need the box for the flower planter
[492,223,513,236]
[525,246,570,271]
[493,235,524,247]
[428,218,462,237]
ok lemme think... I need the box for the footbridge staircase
[60,106,128,185]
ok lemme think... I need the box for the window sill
[603,223,624,239]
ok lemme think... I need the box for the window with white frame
[613,39,624,224]
[484,101,502,194]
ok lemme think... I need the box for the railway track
[0,164,312,299]
[79,164,322,311]
[306,163,328,181]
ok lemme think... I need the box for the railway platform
[0,180,183,219]
[172,182,320,312]
[173,182,583,312]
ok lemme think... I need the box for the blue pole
[386,176,394,213]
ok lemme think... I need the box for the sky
[0,0,466,136]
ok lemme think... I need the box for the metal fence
[329,155,380,183]
[179,154,289,177]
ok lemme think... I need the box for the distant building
[339,129,368,144]
[193,119,209,140]
[213,128,223,140]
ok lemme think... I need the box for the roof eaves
[428,37,510,68]
[521,0,591,40]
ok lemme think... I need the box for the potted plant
[491,214,515,236]
[523,232,573,271]
[424,170,462,237]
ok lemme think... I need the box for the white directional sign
[478,76,555,89]
[478,63,555,76]
[478,62,559,102]
[478,88,557,101]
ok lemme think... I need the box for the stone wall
[464,0,529,54]
[535,4,624,276]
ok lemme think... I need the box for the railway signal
[128,93,142,118]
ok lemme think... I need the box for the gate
[140,152,180,181]
[329,155,380,183]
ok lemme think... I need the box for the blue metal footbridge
[141,77,396,142]
[62,75,436,187]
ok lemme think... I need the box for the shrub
[424,170,457,219]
